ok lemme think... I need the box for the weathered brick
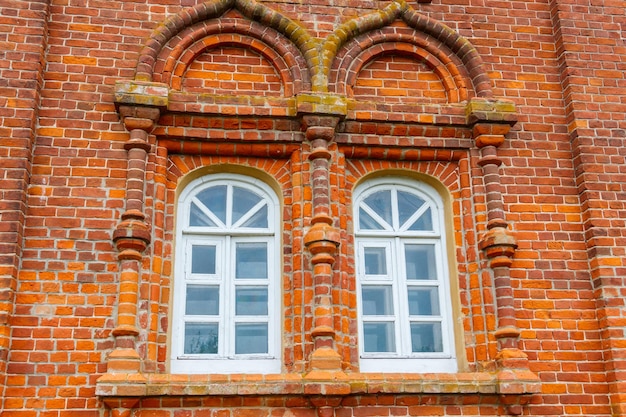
[1,0,625,416]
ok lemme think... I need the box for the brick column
[549,1,626,415]
[468,99,529,368]
[102,81,168,380]
[108,105,159,375]
[99,81,167,416]
[297,94,348,376]
[303,115,342,373]
[469,99,542,414]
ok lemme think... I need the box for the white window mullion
[395,237,412,356]
[190,196,225,228]
[435,241,453,356]
[224,235,233,357]
[398,203,431,234]
[231,200,267,229]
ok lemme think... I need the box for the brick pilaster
[0,0,51,408]
[550,0,626,414]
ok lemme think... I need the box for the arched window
[353,178,457,373]
[171,174,281,374]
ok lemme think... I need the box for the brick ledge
[96,370,540,398]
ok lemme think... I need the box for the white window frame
[171,174,281,374]
[354,178,457,373]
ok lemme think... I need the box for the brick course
[0,0,625,416]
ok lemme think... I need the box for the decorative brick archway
[98,0,540,415]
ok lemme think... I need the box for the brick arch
[320,0,492,97]
[166,156,292,192]
[166,34,293,96]
[134,0,313,89]
[151,19,308,95]
[167,155,291,189]
[332,35,470,104]
[345,160,461,196]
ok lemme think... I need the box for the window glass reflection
[191,245,217,274]
[405,244,436,280]
[407,287,440,316]
[410,322,443,352]
[364,247,387,275]
[241,204,268,228]
[397,191,425,227]
[362,286,393,316]
[364,190,392,226]
[189,202,216,227]
[186,285,219,315]
[235,323,268,354]
[236,242,268,279]
[232,187,262,225]
[196,186,227,224]
[235,287,268,315]
[363,322,396,353]
[184,323,218,354]
[359,207,385,230]
[407,207,433,231]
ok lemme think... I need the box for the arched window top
[179,174,279,232]
[354,178,444,235]
[355,180,444,236]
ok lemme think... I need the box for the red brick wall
[1,0,625,416]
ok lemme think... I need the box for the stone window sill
[96,370,540,398]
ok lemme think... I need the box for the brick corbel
[102,397,140,417]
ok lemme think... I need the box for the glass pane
[398,191,425,228]
[235,323,268,354]
[405,244,437,280]
[236,287,268,315]
[186,285,219,315]
[232,187,262,225]
[189,202,216,227]
[236,242,268,279]
[358,207,385,230]
[241,204,268,228]
[363,322,395,353]
[408,287,440,316]
[184,323,218,354]
[362,286,393,316]
[364,247,387,275]
[191,245,217,274]
[196,185,227,225]
[407,207,433,231]
[364,190,392,227]
[410,322,443,352]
